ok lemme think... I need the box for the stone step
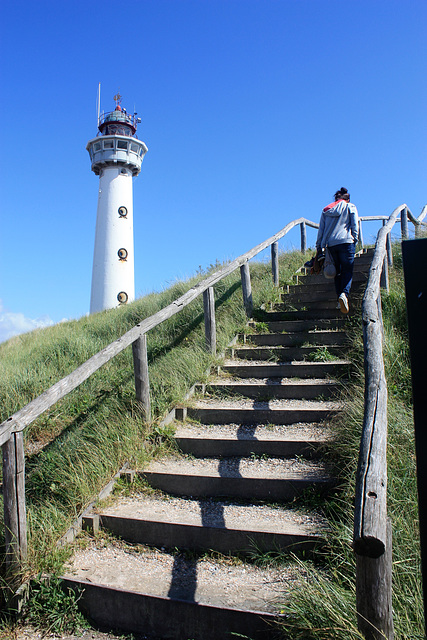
[242,330,348,347]
[182,398,340,425]
[62,542,291,640]
[299,256,372,273]
[353,253,375,264]
[279,298,361,312]
[221,359,350,379]
[282,286,364,304]
[229,344,346,361]
[254,308,351,321]
[92,494,327,555]
[139,456,334,501]
[287,277,366,292]
[248,318,346,333]
[295,270,369,286]
[175,422,331,458]
[287,282,348,295]
[201,378,340,399]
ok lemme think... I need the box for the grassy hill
[0,254,303,581]
[0,247,423,638]
[276,246,423,638]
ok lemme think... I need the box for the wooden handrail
[1,217,322,448]
[1,214,319,577]
[354,204,426,555]
[352,203,426,639]
[353,204,406,558]
[2,205,424,589]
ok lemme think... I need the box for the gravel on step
[222,358,350,366]
[206,377,339,386]
[191,397,342,410]
[174,422,332,441]
[98,494,329,535]
[144,455,331,479]
[63,538,304,613]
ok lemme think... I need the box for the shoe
[338,293,349,314]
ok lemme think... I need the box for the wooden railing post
[132,334,151,422]
[203,286,216,355]
[240,262,253,317]
[386,232,393,267]
[271,242,279,287]
[359,220,364,249]
[300,222,307,253]
[3,432,27,581]
[356,519,394,639]
[401,206,409,240]
[380,255,389,292]
[353,205,406,640]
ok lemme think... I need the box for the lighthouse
[87,93,148,314]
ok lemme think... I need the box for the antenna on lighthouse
[97,83,101,127]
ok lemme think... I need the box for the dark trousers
[328,242,355,297]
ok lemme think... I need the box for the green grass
[2,243,422,638]
[276,244,424,639]
[306,346,337,362]
[0,250,308,605]
[19,575,88,635]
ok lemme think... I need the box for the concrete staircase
[62,250,372,640]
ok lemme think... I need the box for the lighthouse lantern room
[87,92,148,314]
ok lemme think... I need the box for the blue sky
[1,0,426,342]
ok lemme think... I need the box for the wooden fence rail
[353,203,426,639]
[2,206,426,624]
[1,215,319,577]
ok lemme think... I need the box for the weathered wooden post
[132,334,151,422]
[401,206,409,240]
[271,242,279,287]
[386,232,393,267]
[380,255,389,292]
[355,519,394,640]
[203,286,216,355]
[359,220,364,249]
[3,432,27,582]
[353,205,405,639]
[300,222,307,253]
[240,262,253,317]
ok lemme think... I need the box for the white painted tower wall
[90,166,135,313]
[87,113,147,314]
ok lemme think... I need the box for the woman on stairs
[316,187,359,314]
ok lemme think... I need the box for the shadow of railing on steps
[1,206,426,616]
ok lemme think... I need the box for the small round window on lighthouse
[117,291,128,304]
[118,248,128,261]
[118,206,128,217]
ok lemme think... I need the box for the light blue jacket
[316,200,359,249]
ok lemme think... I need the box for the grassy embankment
[0,252,304,595]
[0,245,423,638]
[277,244,424,639]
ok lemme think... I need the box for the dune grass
[0,250,306,602]
[277,245,424,639]
[1,244,422,638]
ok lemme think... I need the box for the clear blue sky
[1,0,426,342]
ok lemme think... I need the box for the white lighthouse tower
[87,93,148,314]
